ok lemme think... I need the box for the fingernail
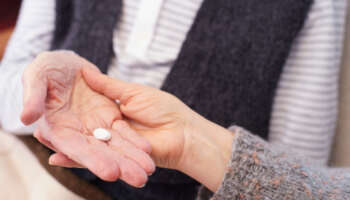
[138,184,146,188]
[48,156,55,165]
[147,172,154,176]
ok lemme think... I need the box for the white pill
[93,128,111,141]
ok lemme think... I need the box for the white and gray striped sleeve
[0,0,55,134]
[268,0,347,164]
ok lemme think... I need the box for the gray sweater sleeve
[198,126,350,200]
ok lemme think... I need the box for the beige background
[331,2,350,166]
[0,131,83,200]
[0,2,349,199]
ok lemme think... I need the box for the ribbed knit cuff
[211,126,312,199]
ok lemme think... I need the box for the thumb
[81,67,137,104]
[49,153,83,168]
[20,69,48,125]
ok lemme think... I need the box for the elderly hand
[80,67,196,170]
[52,67,232,171]
[50,68,191,168]
[21,51,155,187]
[57,68,234,192]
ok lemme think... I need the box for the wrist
[178,112,235,191]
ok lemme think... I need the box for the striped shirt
[0,0,347,164]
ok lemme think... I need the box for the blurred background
[1,0,350,199]
[0,0,21,59]
[2,0,350,166]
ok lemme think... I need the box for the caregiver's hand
[20,51,155,187]
[77,68,235,191]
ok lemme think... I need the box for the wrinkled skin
[51,67,199,170]
[52,67,235,193]
[21,51,155,187]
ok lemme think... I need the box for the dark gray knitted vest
[51,0,312,199]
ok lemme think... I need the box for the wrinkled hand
[21,51,155,187]
[53,67,202,170]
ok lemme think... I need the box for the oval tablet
[93,128,111,141]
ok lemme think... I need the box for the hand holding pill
[23,51,154,188]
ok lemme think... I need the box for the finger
[21,65,48,125]
[49,153,83,168]
[33,129,58,152]
[50,129,147,186]
[39,117,146,186]
[34,129,82,168]
[81,67,136,104]
[87,136,148,187]
[118,157,148,188]
[40,120,121,182]
[108,128,155,175]
[112,120,152,154]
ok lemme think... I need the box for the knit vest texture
[51,0,312,199]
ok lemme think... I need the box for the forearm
[177,113,235,192]
[212,127,350,199]
[179,117,350,199]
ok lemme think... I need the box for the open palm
[80,68,200,170]
[42,68,120,142]
[21,51,155,187]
